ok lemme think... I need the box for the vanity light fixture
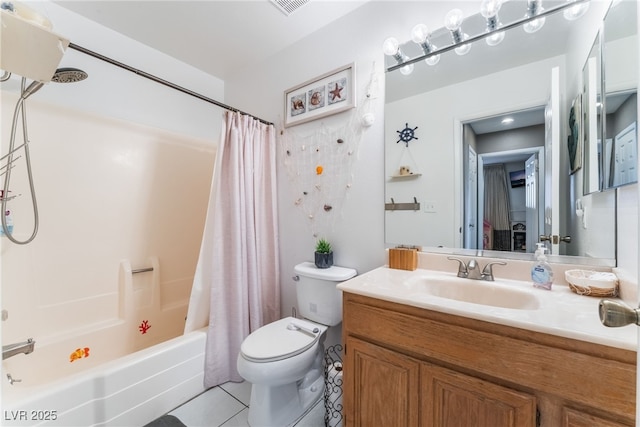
[445,9,471,55]
[384,0,590,74]
[501,117,515,125]
[523,0,546,33]
[411,24,440,66]
[481,0,505,46]
[382,36,414,75]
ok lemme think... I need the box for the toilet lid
[240,317,327,362]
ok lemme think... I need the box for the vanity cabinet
[342,292,636,427]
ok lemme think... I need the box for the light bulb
[563,0,589,20]
[411,23,439,66]
[400,61,414,76]
[455,42,471,56]
[411,24,430,44]
[425,51,440,66]
[524,0,545,33]
[523,17,545,33]
[486,31,505,46]
[480,0,502,19]
[444,9,464,31]
[382,37,399,56]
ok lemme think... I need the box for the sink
[404,275,540,310]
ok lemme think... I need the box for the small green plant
[315,238,332,254]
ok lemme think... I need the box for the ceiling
[53,0,371,80]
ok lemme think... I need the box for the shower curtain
[184,111,280,387]
[484,164,511,251]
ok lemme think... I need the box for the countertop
[337,266,638,351]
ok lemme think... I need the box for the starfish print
[329,83,343,101]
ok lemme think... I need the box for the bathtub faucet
[2,338,35,360]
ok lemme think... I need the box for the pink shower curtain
[186,111,280,387]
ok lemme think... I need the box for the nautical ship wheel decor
[396,123,419,147]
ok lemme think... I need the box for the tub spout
[2,338,35,360]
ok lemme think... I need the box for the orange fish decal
[69,347,90,363]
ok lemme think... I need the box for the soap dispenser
[531,243,553,290]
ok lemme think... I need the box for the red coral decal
[138,320,151,334]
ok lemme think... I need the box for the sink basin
[404,275,540,310]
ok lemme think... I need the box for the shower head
[51,67,88,83]
[18,67,88,100]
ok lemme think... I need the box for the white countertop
[337,266,638,351]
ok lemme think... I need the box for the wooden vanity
[342,291,636,427]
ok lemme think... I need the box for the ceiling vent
[270,0,310,16]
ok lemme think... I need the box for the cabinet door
[344,337,420,427]
[562,407,632,427]
[421,363,537,427]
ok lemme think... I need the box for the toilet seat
[240,317,327,363]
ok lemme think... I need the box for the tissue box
[388,247,418,271]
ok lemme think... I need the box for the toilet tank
[294,262,357,326]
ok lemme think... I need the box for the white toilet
[237,261,357,427]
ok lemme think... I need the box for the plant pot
[315,251,333,269]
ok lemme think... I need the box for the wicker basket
[565,270,619,297]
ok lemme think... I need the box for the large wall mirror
[384,0,626,265]
[582,31,603,195]
[602,0,638,190]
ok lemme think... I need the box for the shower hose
[1,77,40,244]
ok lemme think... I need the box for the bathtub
[1,328,207,426]
[1,258,207,426]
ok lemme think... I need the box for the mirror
[385,0,619,264]
[582,31,603,195]
[602,0,638,190]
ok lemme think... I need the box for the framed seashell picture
[284,62,356,127]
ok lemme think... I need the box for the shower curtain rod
[69,42,274,126]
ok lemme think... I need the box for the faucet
[2,338,35,360]
[447,257,506,281]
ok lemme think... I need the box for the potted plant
[314,238,333,269]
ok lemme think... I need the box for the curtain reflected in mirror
[483,165,511,251]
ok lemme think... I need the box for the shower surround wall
[1,93,215,413]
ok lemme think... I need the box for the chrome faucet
[2,338,35,360]
[447,257,506,281]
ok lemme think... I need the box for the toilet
[237,261,357,427]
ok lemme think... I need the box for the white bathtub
[1,328,207,426]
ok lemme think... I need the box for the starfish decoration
[329,83,343,101]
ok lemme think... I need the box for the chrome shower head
[51,67,88,83]
[19,67,87,100]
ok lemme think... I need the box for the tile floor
[168,381,326,427]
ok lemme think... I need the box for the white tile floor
[167,381,326,427]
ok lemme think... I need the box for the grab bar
[132,267,154,274]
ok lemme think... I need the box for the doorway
[462,107,546,253]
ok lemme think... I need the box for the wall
[476,125,545,155]
[1,2,222,348]
[223,0,638,325]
